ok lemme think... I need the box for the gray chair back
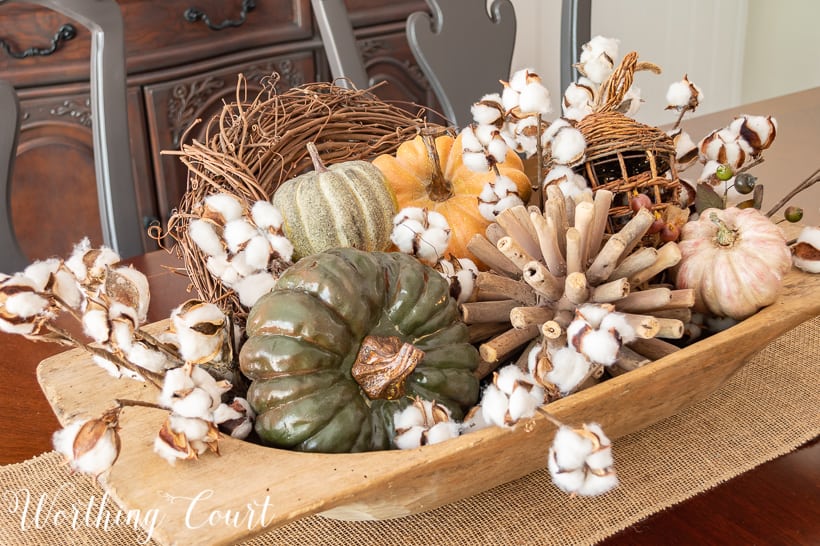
[406,0,517,129]
[312,0,591,130]
[311,0,370,89]
[1,0,143,271]
[0,80,28,272]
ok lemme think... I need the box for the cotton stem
[765,167,820,218]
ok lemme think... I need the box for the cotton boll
[394,403,425,430]
[460,406,490,434]
[580,36,619,64]
[126,342,172,373]
[495,194,526,216]
[159,366,195,407]
[251,200,283,229]
[666,80,694,109]
[793,227,820,273]
[426,210,450,231]
[519,81,552,115]
[426,421,460,445]
[169,415,212,443]
[507,385,543,422]
[170,387,214,420]
[563,105,593,123]
[577,471,619,496]
[204,192,244,223]
[242,235,272,271]
[507,68,532,93]
[580,55,615,85]
[460,125,484,152]
[543,118,572,142]
[394,426,425,450]
[391,223,419,254]
[4,289,49,318]
[575,304,611,328]
[578,329,620,365]
[545,165,575,186]
[212,402,243,425]
[82,308,110,343]
[191,366,231,407]
[107,266,150,323]
[64,238,92,281]
[551,425,594,469]
[478,201,497,222]
[730,114,778,155]
[415,228,450,264]
[463,150,491,172]
[91,354,126,379]
[599,312,637,344]
[563,82,595,111]
[698,160,720,184]
[501,84,520,112]
[551,127,586,165]
[669,128,699,170]
[109,318,135,352]
[53,418,120,477]
[558,178,588,201]
[546,347,591,395]
[474,123,500,147]
[188,219,224,257]
[471,98,504,125]
[268,234,294,262]
[222,219,258,254]
[495,364,533,395]
[616,86,642,117]
[526,344,543,376]
[52,268,83,309]
[486,134,509,164]
[480,383,511,428]
[548,458,587,494]
[205,253,230,279]
[233,272,277,308]
[23,259,60,290]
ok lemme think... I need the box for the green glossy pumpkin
[272,143,397,260]
[239,247,479,453]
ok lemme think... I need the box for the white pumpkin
[675,207,792,320]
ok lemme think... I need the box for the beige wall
[741,0,820,104]
[509,0,819,124]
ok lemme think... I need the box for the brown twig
[765,167,820,218]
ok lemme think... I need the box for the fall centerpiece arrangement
[3,39,819,505]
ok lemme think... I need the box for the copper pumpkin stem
[352,335,424,400]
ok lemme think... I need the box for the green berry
[733,172,757,195]
[784,206,804,223]
[715,164,733,181]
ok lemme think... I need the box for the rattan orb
[545,51,682,234]
[576,110,681,233]
[157,74,443,322]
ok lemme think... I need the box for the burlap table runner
[2,317,818,546]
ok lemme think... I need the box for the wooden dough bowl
[38,266,820,546]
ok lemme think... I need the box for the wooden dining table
[1,87,818,544]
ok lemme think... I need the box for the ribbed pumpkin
[675,207,792,320]
[239,247,480,453]
[372,132,531,267]
[272,143,397,260]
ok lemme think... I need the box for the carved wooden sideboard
[0,0,435,261]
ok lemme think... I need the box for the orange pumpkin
[372,132,531,267]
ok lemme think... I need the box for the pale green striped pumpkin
[272,143,397,260]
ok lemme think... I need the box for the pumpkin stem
[352,335,424,400]
[421,131,454,202]
[709,212,738,247]
[306,142,328,174]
